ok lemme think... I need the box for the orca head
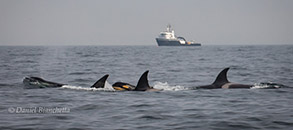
[23,77,43,87]
[23,76,65,88]
[112,82,135,91]
[91,74,109,88]
[211,67,230,87]
[24,77,48,83]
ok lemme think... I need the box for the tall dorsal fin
[212,68,230,85]
[134,70,151,91]
[91,74,109,88]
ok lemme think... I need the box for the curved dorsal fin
[91,74,109,88]
[212,68,230,85]
[134,70,151,91]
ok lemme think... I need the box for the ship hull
[156,38,201,46]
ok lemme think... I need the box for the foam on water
[153,81,187,91]
[251,82,285,89]
[61,81,115,91]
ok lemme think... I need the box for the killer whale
[23,75,109,89]
[100,70,161,91]
[23,77,66,88]
[196,68,253,89]
[133,70,161,91]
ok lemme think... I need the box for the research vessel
[156,24,201,46]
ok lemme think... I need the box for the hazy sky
[0,0,292,46]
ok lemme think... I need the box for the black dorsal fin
[91,74,109,88]
[134,70,151,91]
[212,68,230,85]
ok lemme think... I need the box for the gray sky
[0,0,292,46]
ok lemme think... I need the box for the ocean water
[0,45,292,130]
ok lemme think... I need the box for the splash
[153,82,187,91]
[251,82,286,89]
[61,81,115,91]
[104,81,115,91]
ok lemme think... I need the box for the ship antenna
[167,24,171,32]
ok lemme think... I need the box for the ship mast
[166,24,175,39]
[167,24,171,32]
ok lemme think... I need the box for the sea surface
[0,45,292,130]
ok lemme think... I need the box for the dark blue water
[0,45,292,129]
